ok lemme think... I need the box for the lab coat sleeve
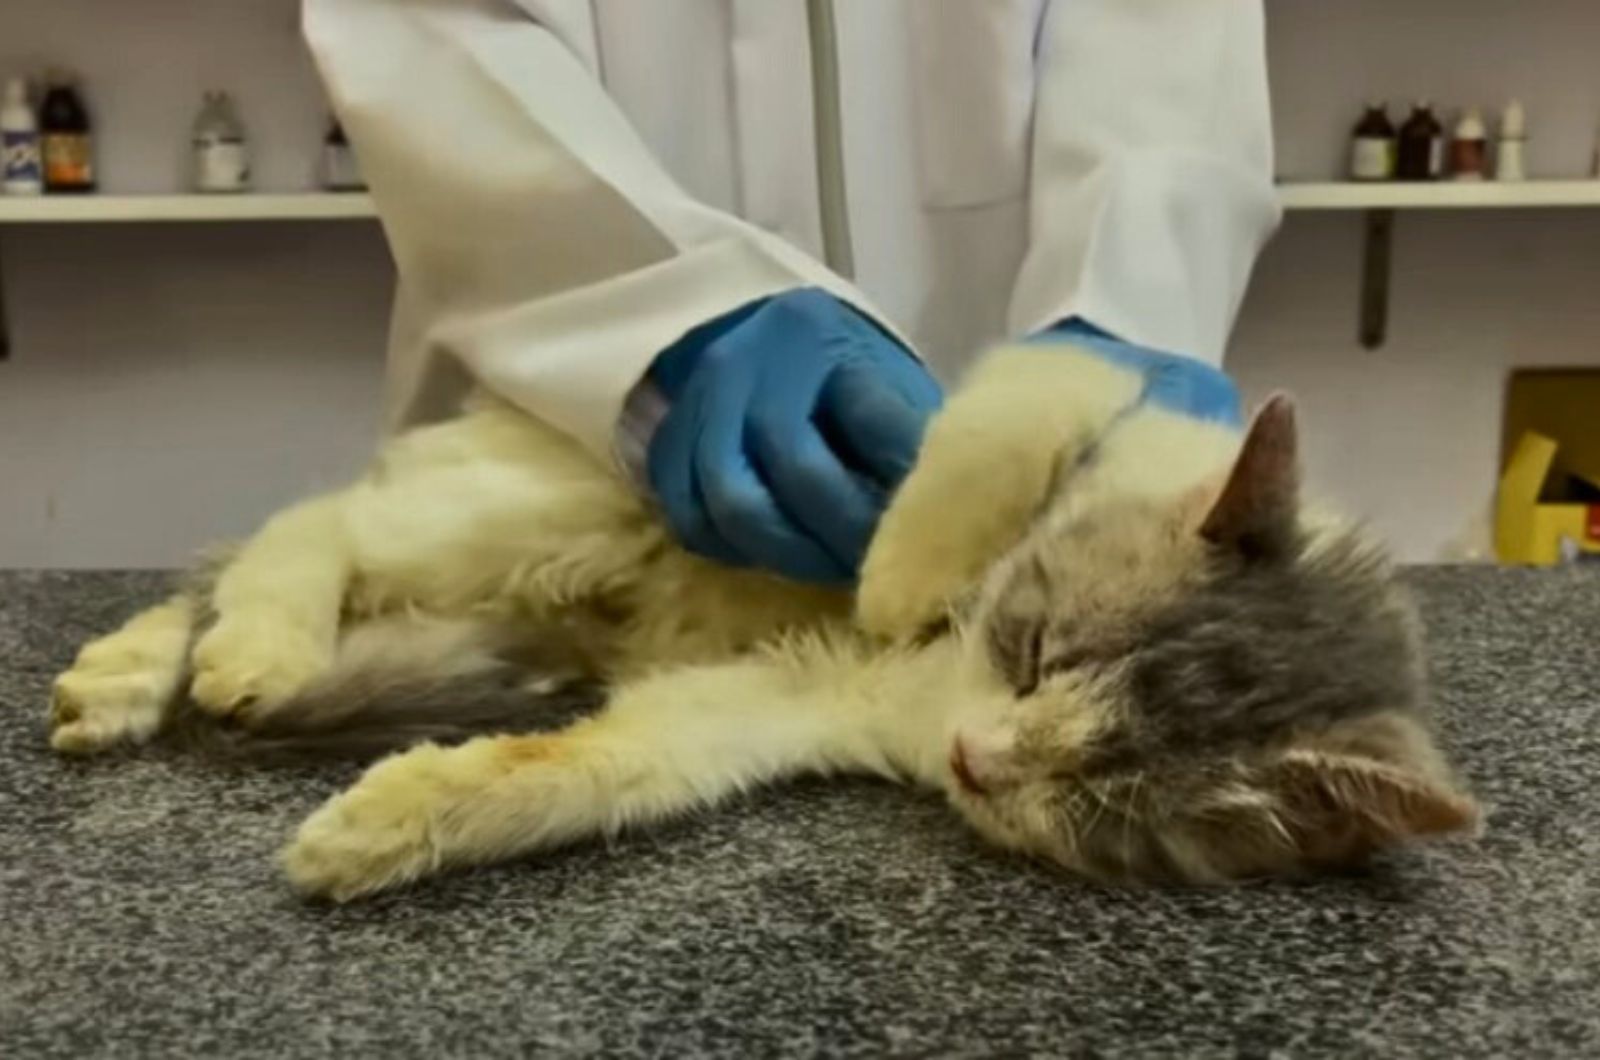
[303,0,904,462]
[1007,0,1283,365]
[906,0,1045,209]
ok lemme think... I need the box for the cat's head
[947,395,1479,882]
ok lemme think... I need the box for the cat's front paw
[856,550,957,641]
[281,745,457,902]
[189,617,332,717]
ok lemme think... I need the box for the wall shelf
[4,183,1596,221]
[0,193,377,224]
[1276,181,1600,348]
[4,182,1598,354]
[1278,180,1600,211]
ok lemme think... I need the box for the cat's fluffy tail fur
[174,619,603,764]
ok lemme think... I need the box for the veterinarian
[305,0,1279,584]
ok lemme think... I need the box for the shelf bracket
[1359,208,1394,350]
[0,229,9,361]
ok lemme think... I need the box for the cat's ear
[1200,393,1300,558]
[1258,749,1480,864]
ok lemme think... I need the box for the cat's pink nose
[950,737,987,795]
[950,730,1015,796]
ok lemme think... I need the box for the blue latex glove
[647,287,943,584]
[1028,319,1243,427]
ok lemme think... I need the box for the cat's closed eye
[989,611,1117,697]
[987,617,1044,696]
[1040,647,1098,679]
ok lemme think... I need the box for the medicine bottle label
[322,144,364,190]
[196,140,249,192]
[2,131,41,184]
[43,133,92,187]
[1350,138,1394,180]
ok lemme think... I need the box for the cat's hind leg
[50,594,195,754]
[189,494,350,717]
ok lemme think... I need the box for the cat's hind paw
[49,669,170,755]
[48,597,193,755]
[281,744,459,901]
[189,617,332,718]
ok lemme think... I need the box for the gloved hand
[1028,319,1243,426]
[647,287,943,584]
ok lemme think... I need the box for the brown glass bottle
[1349,103,1396,181]
[1396,102,1443,182]
[40,72,94,193]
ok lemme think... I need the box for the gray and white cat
[49,343,1478,900]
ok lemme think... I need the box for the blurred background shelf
[8,184,1599,224]
[0,193,376,223]
[1278,180,1600,210]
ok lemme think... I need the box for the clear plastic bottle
[192,91,251,193]
[1,77,42,195]
[320,119,365,191]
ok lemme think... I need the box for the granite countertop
[2,568,1597,1057]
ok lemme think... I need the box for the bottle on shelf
[1450,108,1489,182]
[192,91,251,193]
[1396,102,1444,182]
[320,119,365,191]
[39,71,94,194]
[1494,101,1527,182]
[1,77,42,195]
[1348,102,1397,182]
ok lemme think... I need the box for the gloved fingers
[647,383,746,568]
[750,416,884,576]
[816,365,939,490]
[1143,358,1243,426]
[695,373,852,584]
[648,298,769,400]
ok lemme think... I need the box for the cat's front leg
[281,739,504,901]
[282,645,900,901]
[189,494,351,716]
[859,347,1142,640]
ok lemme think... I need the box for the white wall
[1230,211,1600,559]
[2,0,1597,567]
[0,0,389,568]
[0,222,390,567]
[1231,0,1600,559]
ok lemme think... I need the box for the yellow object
[1495,430,1600,565]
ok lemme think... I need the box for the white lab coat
[303,0,1280,466]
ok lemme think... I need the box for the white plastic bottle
[1495,101,1527,182]
[1,77,43,195]
[192,91,251,193]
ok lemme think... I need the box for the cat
[47,344,1479,901]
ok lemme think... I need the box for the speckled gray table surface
[2,568,1597,1058]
